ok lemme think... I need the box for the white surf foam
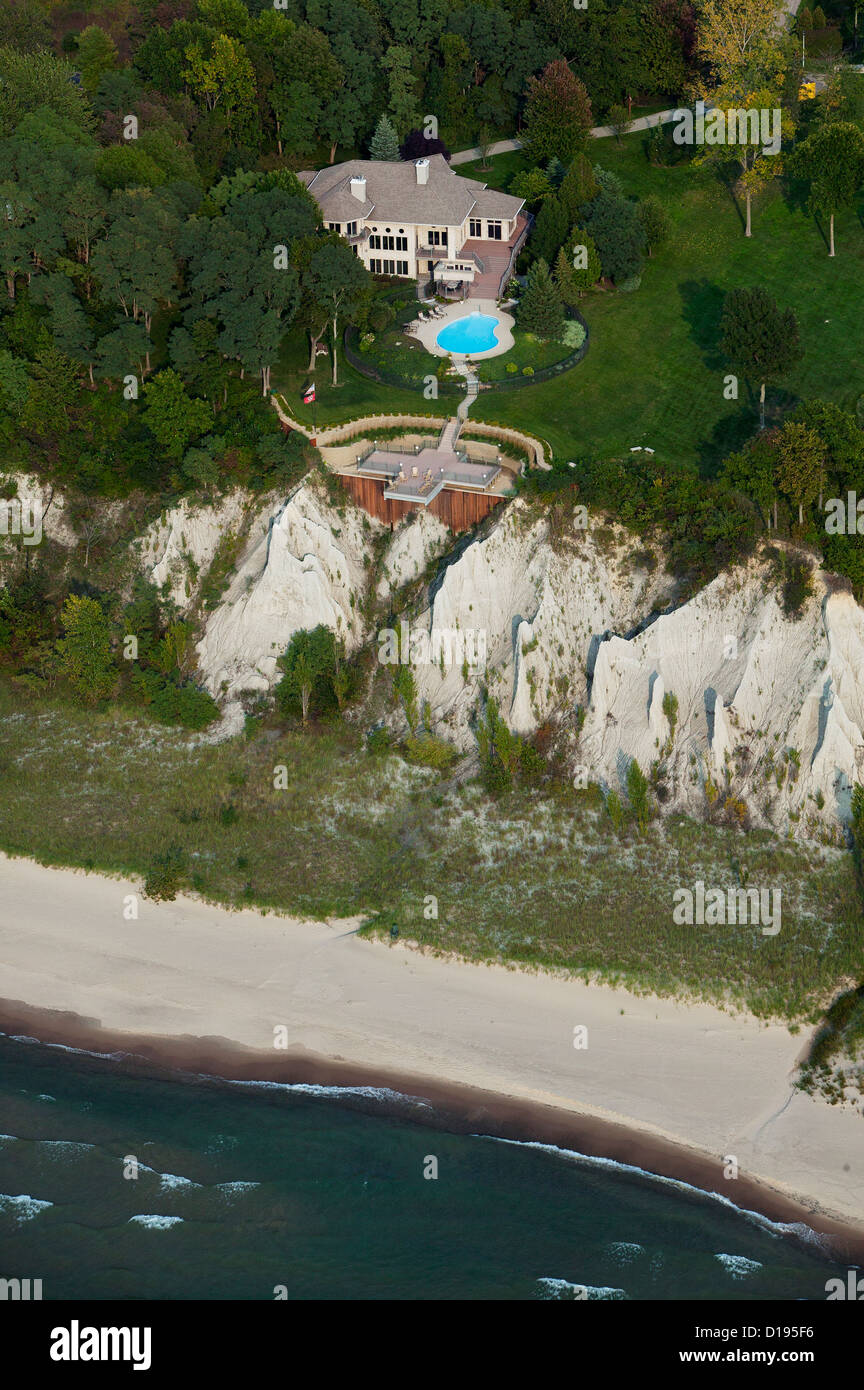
[475,1136,828,1252]
[128,1214,184,1230]
[0,1193,53,1223]
[715,1253,763,1278]
[538,1277,627,1300]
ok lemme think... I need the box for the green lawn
[468,135,864,470]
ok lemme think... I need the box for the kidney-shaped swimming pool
[436,312,500,355]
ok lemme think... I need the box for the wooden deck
[341,473,503,531]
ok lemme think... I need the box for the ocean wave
[0,1193,53,1223]
[0,1134,17,1145]
[606,1241,645,1264]
[128,1215,184,1230]
[216,1077,432,1109]
[538,1277,627,1300]
[216,1181,260,1196]
[39,1140,95,1156]
[715,1253,763,1278]
[475,1136,830,1253]
[2,1031,131,1064]
[158,1172,202,1192]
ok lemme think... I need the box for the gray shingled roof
[299,155,523,227]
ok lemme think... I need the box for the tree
[275,625,339,724]
[554,231,601,302]
[142,369,212,459]
[607,103,631,142]
[557,151,599,220]
[774,420,826,525]
[369,113,400,161]
[307,242,370,386]
[638,195,670,256]
[721,428,781,528]
[581,190,645,283]
[400,128,451,162]
[91,191,179,333]
[791,122,864,257]
[0,46,93,138]
[696,0,787,90]
[76,25,118,95]
[510,168,554,208]
[523,59,593,163]
[381,45,420,137]
[183,33,257,143]
[720,287,802,427]
[529,192,570,265]
[56,596,116,704]
[626,757,652,831]
[517,258,565,340]
[181,187,314,394]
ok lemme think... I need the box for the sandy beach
[1,851,862,1256]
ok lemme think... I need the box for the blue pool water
[436,312,500,354]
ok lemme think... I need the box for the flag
[303,383,315,404]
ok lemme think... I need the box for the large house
[298,154,529,298]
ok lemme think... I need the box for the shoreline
[1,851,863,1262]
[2,997,863,1263]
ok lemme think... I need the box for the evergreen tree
[530,192,569,265]
[517,258,564,340]
[369,113,400,161]
[554,231,601,302]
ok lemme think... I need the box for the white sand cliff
[134,483,864,841]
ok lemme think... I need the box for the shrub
[143,844,186,901]
[368,302,395,333]
[506,361,519,373]
[522,365,534,376]
[404,734,458,770]
[559,320,586,349]
[149,681,220,730]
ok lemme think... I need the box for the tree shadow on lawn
[695,386,800,476]
[711,163,747,234]
[678,277,726,370]
[695,405,759,476]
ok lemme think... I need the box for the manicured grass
[271,325,425,428]
[469,135,864,470]
[0,679,859,1021]
[475,328,575,382]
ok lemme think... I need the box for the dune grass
[0,680,859,1022]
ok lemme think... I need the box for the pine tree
[517,258,565,340]
[554,232,601,303]
[369,114,400,161]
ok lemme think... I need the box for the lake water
[0,1034,847,1301]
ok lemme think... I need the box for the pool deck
[408,298,515,361]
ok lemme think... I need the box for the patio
[407,298,515,361]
